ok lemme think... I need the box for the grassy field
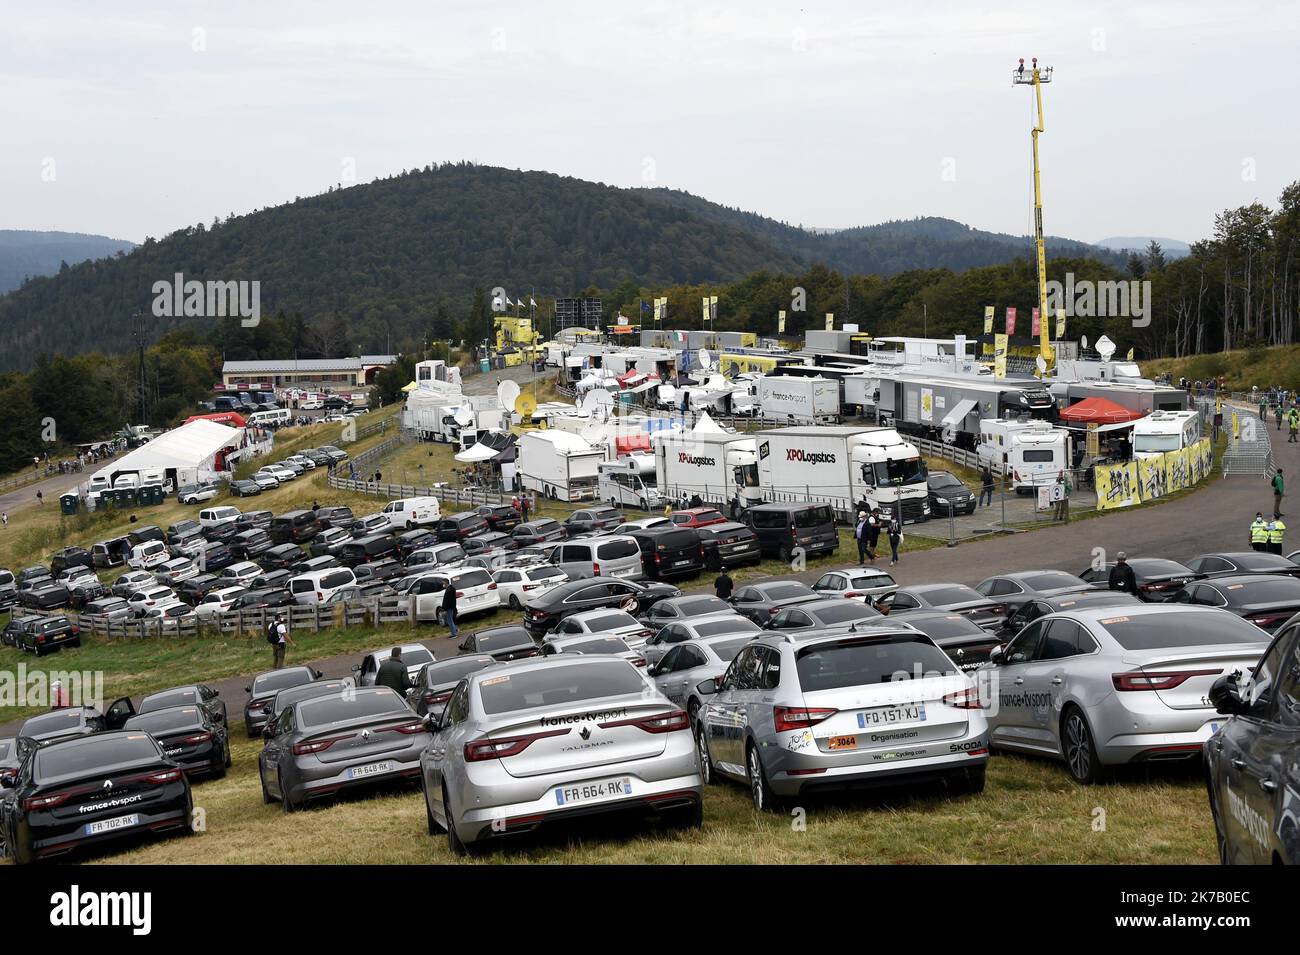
[69,725,1213,866]
[1144,343,1300,393]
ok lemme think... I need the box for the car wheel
[746,741,780,812]
[695,723,715,786]
[444,783,472,856]
[950,766,986,795]
[508,595,522,610]
[778,545,792,564]
[1062,706,1102,785]
[281,781,298,813]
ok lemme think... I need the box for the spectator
[855,511,869,565]
[714,565,733,601]
[979,465,995,507]
[270,614,293,669]
[1274,468,1285,518]
[375,648,410,695]
[1108,553,1138,594]
[866,507,881,563]
[886,512,902,567]
[35,490,43,506]
[442,583,459,639]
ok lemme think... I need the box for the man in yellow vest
[1267,517,1286,555]
[1249,513,1269,551]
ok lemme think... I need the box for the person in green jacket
[375,648,411,696]
[1273,468,1285,518]
[1289,407,1299,443]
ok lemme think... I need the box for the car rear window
[712,637,752,661]
[321,571,353,589]
[907,614,986,640]
[299,690,406,727]
[1098,611,1268,650]
[759,583,813,600]
[22,710,83,734]
[679,596,731,616]
[141,688,199,712]
[1219,577,1300,605]
[596,539,639,560]
[127,707,202,733]
[397,647,435,667]
[793,506,832,528]
[529,565,566,580]
[814,603,881,624]
[696,618,760,636]
[1134,560,1196,576]
[563,637,630,655]
[1023,572,1087,591]
[35,734,160,779]
[252,669,315,694]
[851,573,896,588]
[795,637,956,691]
[476,629,532,651]
[585,612,636,631]
[426,658,495,684]
[455,570,493,589]
[477,660,644,715]
[916,585,984,605]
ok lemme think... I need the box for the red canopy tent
[1057,397,1143,425]
[184,411,248,428]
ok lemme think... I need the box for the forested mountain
[0,164,1123,369]
[0,230,135,293]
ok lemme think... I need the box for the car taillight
[178,732,213,745]
[599,710,689,733]
[632,658,648,667]
[1111,669,1220,691]
[424,690,452,705]
[145,769,183,785]
[522,583,538,591]
[942,687,983,709]
[768,607,780,614]
[844,591,863,598]
[24,791,71,811]
[592,562,601,576]
[379,720,426,735]
[293,733,353,755]
[487,582,497,590]
[773,706,836,733]
[464,728,569,762]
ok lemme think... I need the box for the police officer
[1250,513,1269,551]
[1268,517,1286,556]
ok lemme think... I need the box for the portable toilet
[59,493,80,515]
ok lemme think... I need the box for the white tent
[691,411,726,435]
[455,443,499,463]
[90,419,242,489]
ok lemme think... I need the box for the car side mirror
[423,712,441,732]
[244,685,251,693]
[696,679,719,696]
[989,646,1005,665]
[1208,673,1245,715]
[351,664,361,673]
[262,724,276,740]
[647,662,661,677]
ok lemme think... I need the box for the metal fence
[1220,410,1274,477]
[326,434,511,507]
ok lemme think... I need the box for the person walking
[979,465,995,508]
[269,614,293,669]
[886,511,902,567]
[714,565,733,601]
[854,511,869,565]
[866,507,881,563]
[1,512,6,527]
[1276,403,1284,432]
[1273,468,1285,518]
[1250,513,1270,551]
[1108,552,1138,594]
[441,583,459,639]
[1268,517,1286,556]
[35,490,43,506]
[1056,471,1072,523]
[520,495,530,523]
[375,648,410,695]
[1289,407,1299,443]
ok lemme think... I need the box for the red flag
[1031,307,1040,336]
[1006,307,1017,336]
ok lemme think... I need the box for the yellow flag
[701,297,710,323]
[1055,308,1066,339]
[825,312,834,331]
[1232,411,1240,440]
[994,333,1008,378]
[983,305,994,335]
[778,310,786,334]
[1126,347,1134,360]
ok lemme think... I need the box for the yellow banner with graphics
[1055,308,1066,339]
[825,312,834,331]
[1165,447,1191,492]
[984,306,994,335]
[1096,461,1139,510]
[993,333,1008,378]
[1138,455,1167,502]
[778,310,786,334]
[1192,437,1212,479]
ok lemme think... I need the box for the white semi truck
[977,418,1071,491]
[518,431,605,501]
[757,375,840,425]
[653,430,762,513]
[754,425,931,523]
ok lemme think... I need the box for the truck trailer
[757,375,841,425]
[875,371,1056,448]
[653,430,762,514]
[518,431,604,502]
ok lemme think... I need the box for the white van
[299,397,324,411]
[598,456,662,509]
[381,497,442,530]
[128,540,169,571]
[247,408,293,428]
[288,567,358,606]
[199,506,242,528]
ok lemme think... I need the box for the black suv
[625,525,705,581]
[437,512,490,543]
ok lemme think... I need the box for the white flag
[504,296,513,306]
[529,297,537,308]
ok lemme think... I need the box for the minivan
[270,510,320,544]
[436,511,489,543]
[128,525,166,547]
[380,496,441,530]
[626,526,705,581]
[199,506,241,529]
[288,567,358,606]
[548,535,644,581]
[743,502,839,563]
[92,537,132,568]
[339,534,398,567]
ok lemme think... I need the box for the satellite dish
[1035,355,1047,374]
[453,405,475,427]
[579,422,605,445]
[698,348,713,372]
[497,380,521,413]
[514,394,537,419]
[1081,335,1089,351]
[1094,334,1116,361]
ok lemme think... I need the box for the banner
[709,295,718,322]
[984,305,994,335]
[1096,461,1139,510]
[1031,307,1041,337]
[825,312,834,331]
[1055,308,1066,339]
[1138,454,1167,502]
[778,309,786,334]
[1006,307,1017,336]
[993,333,1008,378]
[1232,411,1240,440]
[701,297,710,324]
[1166,447,1191,492]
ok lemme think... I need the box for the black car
[523,577,681,638]
[729,580,823,625]
[177,574,224,605]
[309,527,353,557]
[230,588,297,612]
[166,519,202,544]
[313,505,354,531]
[462,531,512,557]
[339,534,398,567]
[407,655,496,717]
[562,506,625,535]
[15,566,51,589]
[0,737,33,786]
[510,519,567,549]
[436,512,490,543]
[291,555,340,576]
[262,543,306,571]
[251,569,293,592]
[476,503,520,533]
[1186,552,1300,580]
[1172,574,1300,634]
[994,590,1141,639]
[974,569,1095,612]
[18,700,135,745]
[19,580,70,611]
[694,521,761,571]
[123,706,230,779]
[234,509,275,530]
[138,684,227,725]
[457,625,540,661]
[66,578,108,611]
[303,449,334,468]
[230,479,263,497]
[889,609,1005,672]
[0,731,191,865]
[1206,618,1300,864]
[19,616,83,655]
[626,525,705,581]
[763,598,884,633]
[926,471,976,516]
[196,541,236,572]
[231,529,274,561]
[351,558,405,584]
[243,666,323,739]
[1078,558,1205,601]
[49,546,94,577]
[2,615,37,648]
[396,528,439,559]
[270,510,321,545]
[883,583,1008,630]
[202,521,241,545]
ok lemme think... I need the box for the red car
[668,507,728,529]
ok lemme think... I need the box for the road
[3,402,1290,738]
[0,469,90,518]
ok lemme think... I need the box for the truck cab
[849,431,931,523]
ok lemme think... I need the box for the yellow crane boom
[1012,57,1054,373]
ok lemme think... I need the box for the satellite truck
[757,375,841,425]
[754,424,931,524]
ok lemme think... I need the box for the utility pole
[1013,56,1055,374]
[130,312,148,424]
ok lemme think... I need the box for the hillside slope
[0,230,135,294]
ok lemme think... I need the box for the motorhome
[1132,410,1202,458]
[754,425,931,523]
[597,454,662,510]
[518,431,605,501]
[977,419,1071,491]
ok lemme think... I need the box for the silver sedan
[419,656,703,854]
[640,614,761,667]
[986,603,1269,783]
[648,633,756,721]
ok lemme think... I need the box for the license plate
[828,735,858,750]
[554,776,632,806]
[673,559,691,567]
[85,813,138,836]
[856,704,927,728]
[614,567,635,577]
[348,761,392,779]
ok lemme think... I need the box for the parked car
[455,625,541,661]
[926,471,976,515]
[340,534,398,567]
[288,567,358,606]
[230,479,264,497]
[1077,558,1205,601]
[763,598,884,633]
[49,547,94,577]
[353,643,436,687]
[475,503,521,532]
[882,584,1008,631]
[1185,551,1300,580]
[522,577,681,638]
[15,615,81,655]
[492,564,569,610]
[547,609,652,649]
[640,614,762,667]
[1171,574,1300,634]
[396,528,439,560]
[562,506,626,535]
[270,510,320,545]
[242,665,323,739]
[742,502,839,563]
[18,580,71,611]
[91,537,132,569]
[667,507,727,530]
[547,535,643,582]
[262,543,306,571]
[309,527,353,557]
[231,529,274,561]
[974,570,1095,612]
[625,525,705,581]
[994,590,1141,640]
[462,531,512,557]
[694,521,761,571]
[178,482,220,504]
[648,633,757,719]
[399,567,497,623]
[436,512,490,543]
[199,505,242,529]
[312,505,354,530]
[193,586,248,618]
[510,519,567,549]
[407,655,497,718]
[405,542,466,573]
[234,509,274,530]
[729,580,822,625]
[812,567,898,603]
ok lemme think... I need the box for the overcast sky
[3,1,1296,245]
